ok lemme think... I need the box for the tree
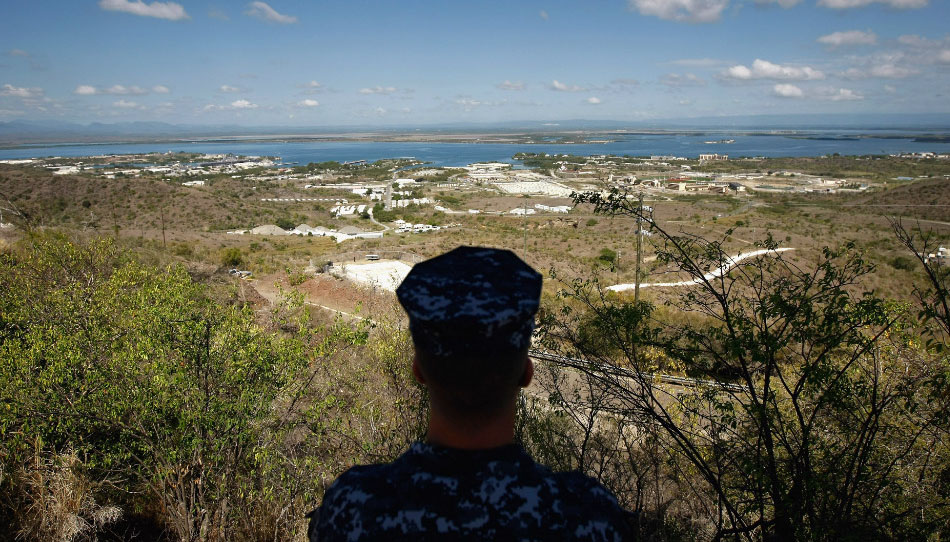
[221,246,243,267]
[0,233,428,541]
[275,217,296,231]
[530,189,950,540]
[597,248,617,266]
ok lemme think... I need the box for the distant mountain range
[2,113,949,146]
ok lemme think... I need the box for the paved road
[608,247,794,291]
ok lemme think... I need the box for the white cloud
[1,84,43,98]
[818,87,864,100]
[297,99,319,107]
[497,80,525,91]
[7,49,30,57]
[661,73,706,86]
[817,30,877,48]
[895,34,950,49]
[113,99,140,109]
[884,84,897,93]
[300,81,324,94]
[723,59,824,80]
[586,96,602,104]
[897,35,950,64]
[73,84,152,95]
[202,99,260,112]
[898,34,928,47]
[220,85,241,93]
[453,97,506,110]
[539,10,549,20]
[374,107,387,116]
[98,0,189,20]
[839,68,866,79]
[245,2,298,24]
[754,0,802,6]
[628,0,729,23]
[726,65,753,79]
[106,84,147,95]
[359,86,397,94]
[869,64,917,78]
[456,98,482,110]
[550,80,585,92]
[818,0,927,8]
[772,83,803,98]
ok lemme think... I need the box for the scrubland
[1,155,949,540]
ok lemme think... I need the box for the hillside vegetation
[1,218,949,540]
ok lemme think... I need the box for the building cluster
[890,152,950,160]
[261,197,345,203]
[925,247,950,263]
[534,204,571,213]
[227,223,383,242]
[393,219,454,234]
[35,153,276,180]
[495,180,574,197]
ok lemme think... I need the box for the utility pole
[111,201,119,239]
[634,192,644,302]
[522,198,528,259]
[160,203,167,249]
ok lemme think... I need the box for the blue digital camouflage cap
[396,246,543,358]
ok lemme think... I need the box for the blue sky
[1,0,948,126]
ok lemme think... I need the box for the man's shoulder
[314,443,632,541]
[319,462,399,511]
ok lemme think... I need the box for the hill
[856,177,950,222]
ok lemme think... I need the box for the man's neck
[425,405,516,450]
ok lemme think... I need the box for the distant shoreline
[3,130,947,166]
[2,128,949,151]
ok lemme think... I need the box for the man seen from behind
[311,246,632,541]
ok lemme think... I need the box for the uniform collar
[407,440,529,464]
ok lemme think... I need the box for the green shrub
[597,248,617,265]
[222,247,243,267]
[275,217,296,230]
[891,255,915,271]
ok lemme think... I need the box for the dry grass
[15,450,121,542]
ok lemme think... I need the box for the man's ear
[411,354,426,384]
[519,355,534,388]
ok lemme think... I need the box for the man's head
[396,246,542,418]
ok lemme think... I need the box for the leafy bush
[0,234,426,541]
[597,248,617,265]
[275,217,296,230]
[221,246,243,267]
[890,255,915,271]
[529,189,950,540]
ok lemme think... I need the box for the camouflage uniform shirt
[311,441,632,541]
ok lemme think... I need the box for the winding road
[608,247,794,291]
